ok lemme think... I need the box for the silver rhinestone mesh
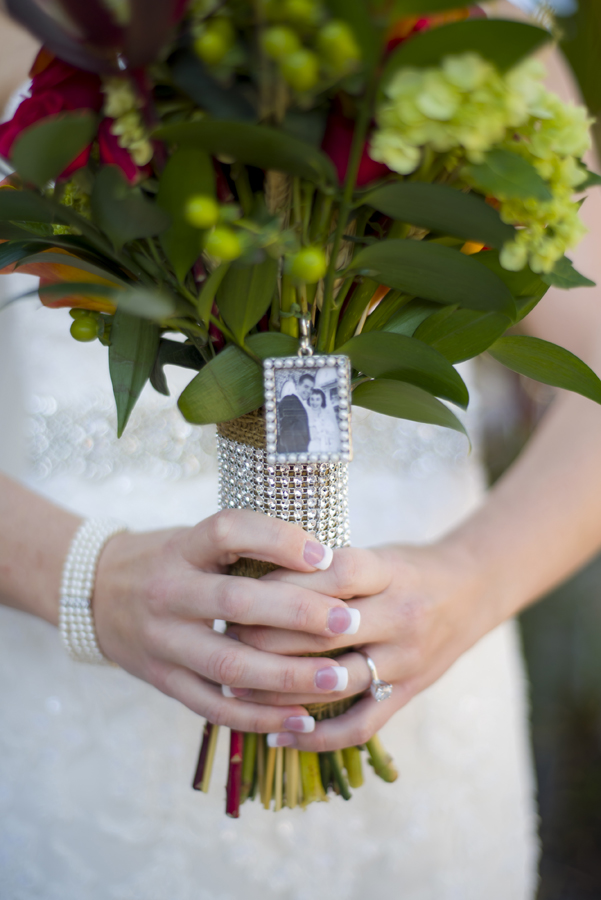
[217,434,350,547]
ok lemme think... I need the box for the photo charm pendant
[263,354,353,466]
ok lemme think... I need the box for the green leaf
[216,257,278,343]
[339,331,469,407]
[0,240,45,270]
[109,310,161,436]
[91,166,171,250]
[157,146,215,282]
[178,332,297,425]
[37,282,121,300]
[541,255,595,289]
[474,249,549,321]
[464,148,552,202]
[382,19,551,81]
[350,239,515,316]
[155,120,338,185]
[323,0,380,71]
[352,378,467,436]
[150,338,205,397]
[488,335,601,404]
[0,189,58,223]
[169,48,257,122]
[362,182,515,249]
[392,0,479,13]
[382,299,440,336]
[114,287,177,320]
[10,111,97,188]
[578,165,601,190]
[413,306,510,363]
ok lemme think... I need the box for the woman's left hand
[227,543,500,751]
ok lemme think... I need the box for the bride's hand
[92,510,361,735]
[226,543,499,751]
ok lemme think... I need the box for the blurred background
[1,1,601,896]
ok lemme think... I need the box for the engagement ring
[358,651,393,702]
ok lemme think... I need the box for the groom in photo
[276,373,314,453]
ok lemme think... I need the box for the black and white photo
[263,356,352,464]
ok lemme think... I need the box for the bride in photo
[307,388,339,454]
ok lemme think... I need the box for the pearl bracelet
[59,518,127,665]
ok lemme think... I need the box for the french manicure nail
[222,685,250,698]
[303,540,333,571]
[327,606,361,635]
[267,733,297,748]
[283,715,316,733]
[314,666,349,692]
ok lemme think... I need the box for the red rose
[0,53,102,171]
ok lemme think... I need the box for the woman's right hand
[92,509,359,735]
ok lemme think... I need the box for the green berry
[284,0,320,27]
[185,195,220,229]
[290,246,327,283]
[262,26,300,61]
[194,19,234,67]
[317,20,360,74]
[69,308,91,319]
[205,227,243,261]
[70,317,99,342]
[280,49,319,93]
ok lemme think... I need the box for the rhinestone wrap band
[217,435,351,547]
[59,518,127,664]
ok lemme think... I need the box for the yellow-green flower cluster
[51,175,91,236]
[101,77,153,167]
[496,94,591,273]
[370,53,594,273]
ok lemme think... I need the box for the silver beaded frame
[59,518,127,664]
[217,438,351,548]
[263,355,352,466]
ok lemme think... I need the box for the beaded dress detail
[0,294,539,900]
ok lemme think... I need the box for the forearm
[442,383,601,625]
[0,472,80,625]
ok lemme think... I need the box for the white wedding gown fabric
[0,280,539,899]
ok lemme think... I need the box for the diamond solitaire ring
[358,651,393,702]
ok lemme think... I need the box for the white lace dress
[0,283,539,900]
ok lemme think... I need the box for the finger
[262,546,393,600]
[171,571,361,637]
[159,625,353,696]
[265,680,416,753]
[228,593,399,654]
[158,664,319,733]
[182,508,334,573]
[223,644,401,707]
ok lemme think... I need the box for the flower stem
[274,746,284,812]
[317,76,378,352]
[194,721,220,793]
[327,750,352,800]
[342,747,364,788]
[299,751,327,805]
[285,748,300,809]
[366,734,399,783]
[240,732,258,804]
[192,721,212,790]
[262,746,277,809]
[226,730,244,818]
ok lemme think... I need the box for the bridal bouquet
[2,0,601,816]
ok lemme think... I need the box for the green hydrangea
[370,52,594,274]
